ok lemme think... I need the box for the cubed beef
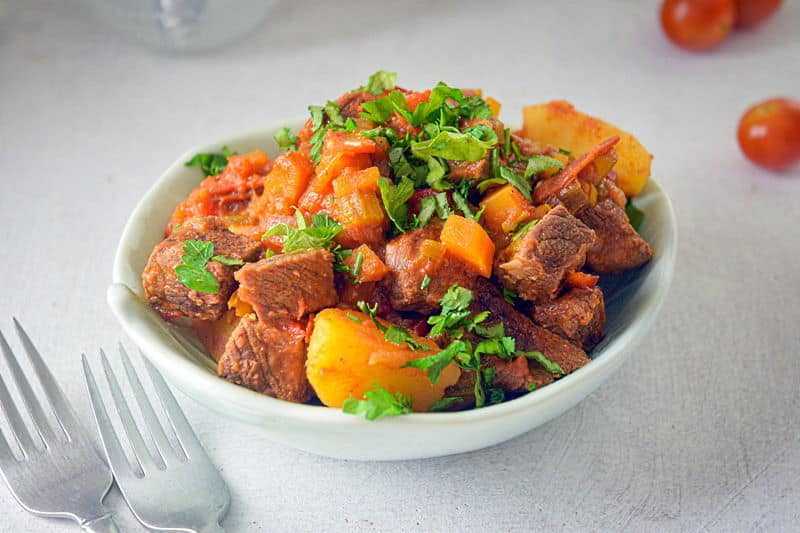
[218,315,312,402]
[473,279,590,375]
[533,287,605,350]
[495,205,595,303]
[447,158,489,181]
[235,249,337,322]
[577,199,653,273]
[383,222,478,313]
[142,217,263,321]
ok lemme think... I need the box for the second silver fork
[82,346,230,533]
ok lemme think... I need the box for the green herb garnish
[625,197,645,231]
[377,176,415,233]
[184,146,234,176]
[174,240,244,294]
[420,274,431,291]
[274,128,298,150]
[263,210,342,252]
[522,350,565,375]
[342,384,412,420]
[362,70,398,96]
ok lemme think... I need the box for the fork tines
[0,318,86,456]
[82,345,229,532]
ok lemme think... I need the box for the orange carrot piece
[440,215,495,277]
[251,151,314,217]
[565,271,600,289]
[332,167,381,197]
[343,244,389,283]
[479,184,533,235]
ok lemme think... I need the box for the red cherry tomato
[660,0,736,51]
[737,98,800,172]
[735,0,783,28]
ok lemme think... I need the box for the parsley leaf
[403,340,469,384]
[524,154,564,178]
[384,326,426,351]
[363,70,398,96]
[174,239,243,294]
[263,211,342,252]
[377,176,415,232]
[429,397,461,412]
[415,196,437,228]
[411,130,495,162]
[427,285,488,337]
[211,255,245,267]
[360,90,410,123]
[502,287,518,305]
[274,128,298,150]
[510,219,537,241]
[184,146,234,176]
[420,274,431,291]
[498,166,532,200]
[342,384,412,420]
[625,197,645,231]
[522,350,565,375]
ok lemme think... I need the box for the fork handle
[81,514,120,533]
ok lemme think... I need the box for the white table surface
[1,0,799,531]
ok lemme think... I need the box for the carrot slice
[533,136,620,204]
[440,215,495,277]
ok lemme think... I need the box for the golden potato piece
[521,100,652,196]
[306,308,461,412]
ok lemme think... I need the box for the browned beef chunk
[447,158,489,181]
[473,279,590,374]
[142,217,262,321]
[218,316,312,402]
[577,199,653,273]
[235,249,337,322]
[494,205,595,303]
[383,222,478,313]
[533,287,605,350]
[443,370,477,410]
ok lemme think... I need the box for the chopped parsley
[184,146,234,176]
[377,176,415,233]
[174,240,244,294]
[427,285,488,338]
[342,384,412,420]
[355,300,423,351]
[420,274,431,291]
[263,210,342,252]
[274,128,298,150]
[525,154,564,178]
[625,197,645,231]
[510,219,538,241]
[362,70,398,96]
[429,397,462,412]
[346,312,362,323]
[502,287,518,304]
[522,350,565,375]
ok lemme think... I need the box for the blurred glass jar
[83,0,278,53]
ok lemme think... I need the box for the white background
[1,0,799,531]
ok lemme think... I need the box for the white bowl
[108,120,677,461]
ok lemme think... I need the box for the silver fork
[0,319,119,532]
[82,345,230,533]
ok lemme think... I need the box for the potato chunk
[306,309,461,412]
[520,100,652,196]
